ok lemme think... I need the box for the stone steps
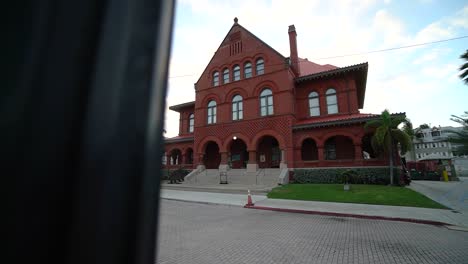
[161,183,271,195]
[185,168,280,187]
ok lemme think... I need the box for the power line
[315,35,468,60]
[168,35,468,79]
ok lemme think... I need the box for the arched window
[244,62,252,78]
[260,88,273,116]
[326,88,338,114]
[188,113,194,133]
[233,65,240,81]
[212,71,219,86]
[223,68,230,84]
[308,91,320,117]
[207,100,217,124]
[256,58,264,75]
[232,95,243,120]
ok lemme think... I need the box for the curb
[161,197,244,207]
[244,205,452,227]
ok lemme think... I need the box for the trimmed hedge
[293,167,400,185]
[160,168,191,181]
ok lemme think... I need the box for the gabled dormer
[194,18,290,92]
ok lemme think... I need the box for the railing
[255,168,265,185]
[184,166,205,184]
[279,168,289,185]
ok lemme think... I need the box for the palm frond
[390,115,407,128]
[391,129,412,155]
[364,119,382,130]
[373,126,387,146]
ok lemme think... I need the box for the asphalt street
[156,200,468,264]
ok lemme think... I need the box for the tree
[460,50,468,85]
[419,123,430,129]
[365,110,412,185]
[449,111,468,156]
[401,118,416,160]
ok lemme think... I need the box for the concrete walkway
[161,189,468,230]
[408,178,468,213]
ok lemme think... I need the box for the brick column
[219,152,229,171]
[354,144,362,160]
[197,154,206,170]
[247,150,258,172]
[220,152,228,164]
[280,149,287,169]
[317,145,325,166]
[179,153,184,165]
[248,150,257,164]
[354,144,363,166]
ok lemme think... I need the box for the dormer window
[233,65,240,81]
[212,71,219,86]
[256,58,264,75]
[223,68,230,84]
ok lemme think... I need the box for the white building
[405,126,463,161]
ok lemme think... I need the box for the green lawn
[267,184,449,209]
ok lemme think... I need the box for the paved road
[156,200,468,264]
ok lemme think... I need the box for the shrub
[160,169,169,181]
[341,169,358,184]
[169,168,191,180]
[292,167,400,185]
[160,168,191,182]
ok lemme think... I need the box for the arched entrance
[204,141,220,169]
[362,133,377,159]
[301,138,318,161]
[257,135,280,168]
[229,138,248,168]
[170,149,182,165]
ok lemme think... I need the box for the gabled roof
[195,19,286,85]
[295,62,368,82]
[298,58,338,76]
[169,101,195,112]
[295,62,368,108]
[293,112,406,130]
[164,135,194,143]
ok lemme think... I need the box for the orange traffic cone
[246,189,254,206]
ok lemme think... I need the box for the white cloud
[163,1,468,136]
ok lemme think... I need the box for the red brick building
[164,18,392,173]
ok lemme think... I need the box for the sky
[164,0,468,137]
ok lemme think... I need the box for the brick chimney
[288,25,300,76]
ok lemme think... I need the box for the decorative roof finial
[234,17,238,24]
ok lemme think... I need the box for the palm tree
[401,118,416,161]
[365,110,412,185]
[449,111,468,156]
[460,50,468,85]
